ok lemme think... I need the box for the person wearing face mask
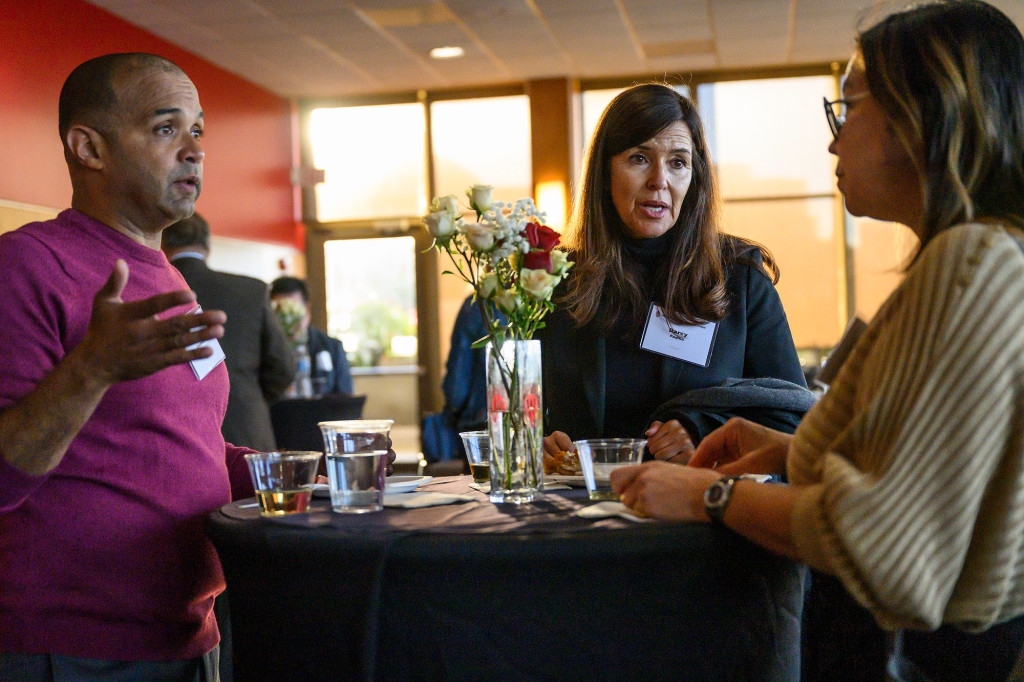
[540,83,811,464]
[611,3,1024,680]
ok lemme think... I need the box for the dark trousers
[802,571,1024,682]
[0,647,219,682]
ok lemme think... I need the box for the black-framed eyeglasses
[823,97,848,140]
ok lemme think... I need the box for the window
[324,237,418,368]
[430,95,532,201]
[310,103,428,222]
[699,75,845,349]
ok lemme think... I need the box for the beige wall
[352,370,420,425]
[0,200,58,236]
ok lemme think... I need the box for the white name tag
[185,305,226,380]
[639,303,718,367]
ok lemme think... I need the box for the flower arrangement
[271,297,306,340]
[422,184,573,346]
[424,184,573,503]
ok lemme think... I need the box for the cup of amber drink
[459,431,491,484]
[244,451,322,516]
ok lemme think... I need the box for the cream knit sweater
[789,222,1024,632]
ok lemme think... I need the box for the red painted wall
[0,0,297,245]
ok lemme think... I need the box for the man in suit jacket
[269,276,354,394]
[162,214,295,451]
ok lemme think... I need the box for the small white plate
[385,475,433,494]
[311,476,434,497]
[546,475,587,487]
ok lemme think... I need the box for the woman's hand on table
[611,461,719,521]
[645,420,695,464]
[688,417,790,476]
[543,431,575,456]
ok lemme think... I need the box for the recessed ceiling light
[429,46,465,60]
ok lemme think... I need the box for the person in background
[0,52,247,681]
[421,294,492,464]
[269,276,354,395]
[612,2,1024,680]
[442,294,490,435]
[162,214,295,452]
[540,83,811,462]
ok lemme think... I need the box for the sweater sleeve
[789,225,1024,631]
[225,443,257,501]
[0,231,67,508]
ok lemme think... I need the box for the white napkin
[576,501,653,523]
[383,492,475,508]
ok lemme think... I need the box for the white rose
[519,268,560,301]
[462,222,495,252]
[478,273,500,299]
[423,210,455,239]
[549,249,571,276]
[431,194,460,216]
[494,288,520,313]
[467,184,494,213]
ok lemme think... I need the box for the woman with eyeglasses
[611,1,1024,680]
[539,83,811,466]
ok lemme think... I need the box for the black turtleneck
[602,231,674,437]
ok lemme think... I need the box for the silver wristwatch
[703,475,743,523]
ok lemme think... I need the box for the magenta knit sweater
[0,210,255,661]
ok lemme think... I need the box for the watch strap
[704,475,743,523]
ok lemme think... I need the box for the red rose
[522,249,552,273]
[523,222,560,252]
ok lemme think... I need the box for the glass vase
[485,339,544,503]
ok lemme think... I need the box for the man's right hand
[70,259,226,385]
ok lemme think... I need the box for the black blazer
[170,256,295,451]
[537,257,807,444]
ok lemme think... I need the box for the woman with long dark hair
[612,2,1024,679]
[540,83,809,462]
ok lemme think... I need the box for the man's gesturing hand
[72,260,227,385]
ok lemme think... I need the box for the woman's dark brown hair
[561,83,776,330]
[859,0,1024,250]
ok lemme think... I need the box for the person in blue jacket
[540,84,810,463]
[269,276,354,394]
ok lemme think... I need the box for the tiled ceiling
[84,0,1024,99]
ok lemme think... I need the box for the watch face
[707,484,725,504]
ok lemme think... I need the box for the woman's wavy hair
[560,83,776,330]
[859,0,1024,250]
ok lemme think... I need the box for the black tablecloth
[207,477,804,682]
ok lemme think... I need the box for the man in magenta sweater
[0,53,251,681]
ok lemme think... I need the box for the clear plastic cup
[318,420,393,513]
